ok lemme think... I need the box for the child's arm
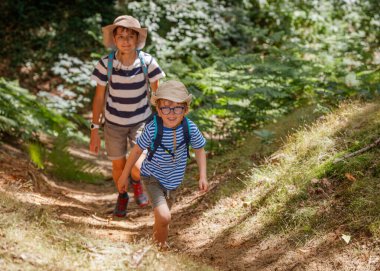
[194,147,208,192]
[118,144,144,193]
[89,84,106,154]
[150,80,159,93]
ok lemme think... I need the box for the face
[113,27,138,53]
[157,99,188,128]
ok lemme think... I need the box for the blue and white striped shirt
[137,119,206,190]
[91,51,165,127]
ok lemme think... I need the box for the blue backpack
[147,114,192,161]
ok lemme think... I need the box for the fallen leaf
[321,178,331,187]
[345,173,356,182]
[129,246,152,268]
[341,234,351,244]
[311,178,320,184]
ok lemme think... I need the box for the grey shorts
[104,121,145,160]
[141,176,177,209]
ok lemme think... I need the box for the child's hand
[117,171,129,193]
[89,130,101,154]
[199,177,208,192]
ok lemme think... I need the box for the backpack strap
[107,51,115,83]
[147,116,192,161]
[147,114,164,161]
[182,117,191,159]
[100,50,115,124]
[137,49,148,77]
[136,49,151,101]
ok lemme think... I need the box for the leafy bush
[0,78,103,183]
[1,0,379,153]
[0,78,74,141]
[47,135,105,184]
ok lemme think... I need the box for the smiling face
[157,99,188,128]
[113,27,138,54]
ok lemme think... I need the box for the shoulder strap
[137,49,148,77]
[182,117,191,159]
[137,49,151,102]
[147,114,164,161]
[100,51,115,124]
[107,51,115,83]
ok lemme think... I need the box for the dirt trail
[1,134,379,271]
[0,142,209,238]
[0,141,244,269]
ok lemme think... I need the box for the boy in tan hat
[118,80,208,248]
[90,15,166,217]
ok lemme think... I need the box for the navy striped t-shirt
[137,119,206,190]
[91,51,165,126]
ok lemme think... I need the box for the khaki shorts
[104,121,145,160]
[141,176,177,209]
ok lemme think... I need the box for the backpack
[147,114,192,161]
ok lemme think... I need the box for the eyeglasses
[159,106,185,115]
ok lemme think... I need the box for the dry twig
[334,137,380,164]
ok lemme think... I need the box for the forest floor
[1,103,379,271]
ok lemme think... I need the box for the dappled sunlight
[11,190,91,211]
[59,213,151,232]
[167,100,380,269]
[1,100,379,270]
[1,0,379,268]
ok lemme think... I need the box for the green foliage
[42,54,97,116]
[47,135,105,184]
[28,142,45,169]
[0,0,115,76]
[0,78,74,141]
[1,0,380,153]
[122,0,229,59]
[254,129,276,144]
[0,78,100,184]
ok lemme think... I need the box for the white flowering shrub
[125,0,230,59]
[40,54,96,115]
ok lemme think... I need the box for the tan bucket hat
[102,15,147,50]
[151,80,193,106]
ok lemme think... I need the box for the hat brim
[151,94,193,106]
[102,24,147,50]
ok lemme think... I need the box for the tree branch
[334,137,380,164]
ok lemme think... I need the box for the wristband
[90,123,100,130]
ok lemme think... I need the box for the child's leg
[141,176,176,246]
[128,124,149,207]
[111,158,129,217]
[131,152,146,181]
[129,152,149,207]
[112,158,127,186]
[153,203,171,246]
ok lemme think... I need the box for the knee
[156,212,171,227]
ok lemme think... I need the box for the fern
[0,78,75,141]
[47,135,105,184]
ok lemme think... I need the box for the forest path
[3,106,366,271]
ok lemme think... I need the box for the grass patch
[47,139,105,185]
[189,105,323,205]
[189,99,380,249]
[27,135,106,185]
[255,100,380,242]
